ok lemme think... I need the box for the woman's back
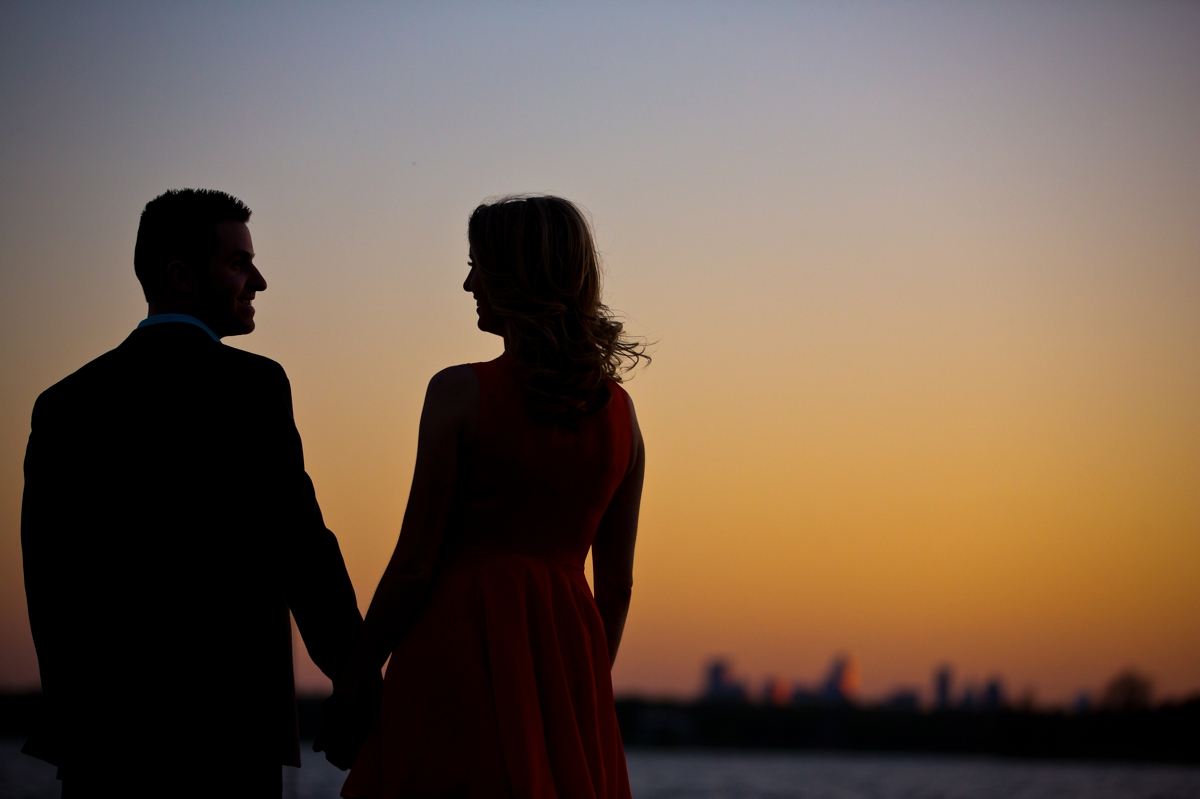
[447,353,632,565]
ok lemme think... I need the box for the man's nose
[249,265,267,292]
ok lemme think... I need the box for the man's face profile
[173,221,266,337]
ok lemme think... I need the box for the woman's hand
[313,669,384,770]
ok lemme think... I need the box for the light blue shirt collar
[137,313,221,343]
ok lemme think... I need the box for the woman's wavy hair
[468,195,648,420]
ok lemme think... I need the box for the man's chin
[233,307,257,335]
[218,314,256,337]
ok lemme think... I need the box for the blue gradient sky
[2,2,1197,702]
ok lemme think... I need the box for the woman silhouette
[327,196,646,798]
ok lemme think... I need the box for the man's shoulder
[217,343,289,383]
[34,335,290,421]
[209,346,295,415]
[34,344,127,414]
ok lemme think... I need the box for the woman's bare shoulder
[427,364,478,395]
[422,365,480,444]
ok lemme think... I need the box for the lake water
[2,739,1198,798]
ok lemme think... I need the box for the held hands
[313,669,384,770]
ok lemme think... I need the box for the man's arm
[280,472,363,678]
[267,366,363,681]
[20,393,71,765]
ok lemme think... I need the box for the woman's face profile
[463,253,504,336]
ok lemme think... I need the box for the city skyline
[697,654,1159,712]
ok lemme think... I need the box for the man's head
[134,189,266,337]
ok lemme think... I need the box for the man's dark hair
[134,189,251,301]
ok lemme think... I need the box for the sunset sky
[1,2,1197,705]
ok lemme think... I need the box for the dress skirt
[342,552,631,799]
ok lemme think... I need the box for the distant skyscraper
[702,658,748,703]
[981,679,1006,711]
[820,654,860,704]
[934,664,954,710]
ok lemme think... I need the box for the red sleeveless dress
[342,353,633,799]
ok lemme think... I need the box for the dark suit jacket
[21,322,363,770]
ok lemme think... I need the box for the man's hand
[312,671,384,770]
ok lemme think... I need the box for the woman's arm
[343,364,478,686]
[591,392,645,667]
[316,365,477,765]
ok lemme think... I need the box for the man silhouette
[21,189,368,797]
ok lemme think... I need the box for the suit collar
[137,314,221,342]
[126,320,224,349]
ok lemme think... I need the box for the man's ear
[164,259,198,295]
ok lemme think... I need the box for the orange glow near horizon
[1,3,1197,706]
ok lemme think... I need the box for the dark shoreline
[613,697,1200,765]
[2,692,1197,766]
